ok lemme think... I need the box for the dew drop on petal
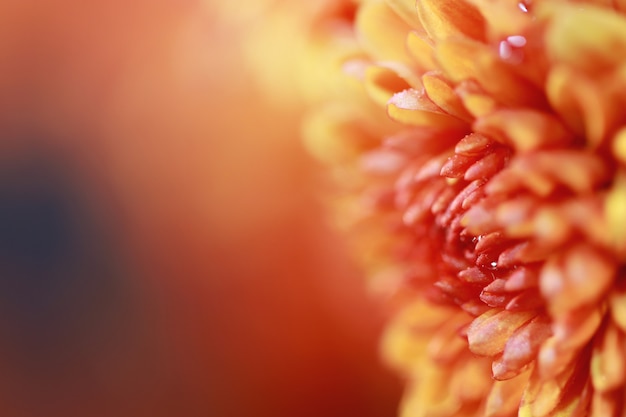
[507,35,527,47]
[499,41,513,60]
[518,2,529,13]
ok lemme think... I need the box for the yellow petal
[485,370,529,417]
[422,71,472,121]
[612,127,626,165]
[605,170,626,258]
[591,321,626,392]
[467,0,532,39]
[546,66,612,148]
[406,31,437,72]
[386,0,423,29]
[610,285,626,332]
[356,0,413,64]
[545,3,626,75]
[416,0,486,41]
[364,65,412,106]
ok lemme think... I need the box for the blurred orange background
[0,1,400,416]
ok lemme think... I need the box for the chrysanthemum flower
[304,0,626,416]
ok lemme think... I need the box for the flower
[303,0,626,416]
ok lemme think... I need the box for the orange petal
[519,363,586,417]
[473,109,572,153]
[493,316,551,380]
[455,133,492,156]
[590,390,621,417]
[436,38,546,108]
[539,244,615,315]
[467,309,536,356]
[539,306,604,379]
[416,0,486,41]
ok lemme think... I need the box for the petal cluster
[304,0,626,416]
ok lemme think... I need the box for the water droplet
[490,261,498,268]
[499,36,525,64]
[499,41,513,60]
[507,35,527,47]
[518,2,529,13]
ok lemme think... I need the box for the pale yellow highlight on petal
[400,366,463,417]
[302,104,378,164]
[591,321,626,392]
[466,0,532,39]
[386,0,423,29]
[450,359,492,402]
[610,287,626,332]
[544,3,626,74]
[605,170,626,258]
[381,299,460,372]
[406,31,437,72]
[546,66,610,149]
[612,127,626,165]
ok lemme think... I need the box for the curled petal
[422,71,473,121]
